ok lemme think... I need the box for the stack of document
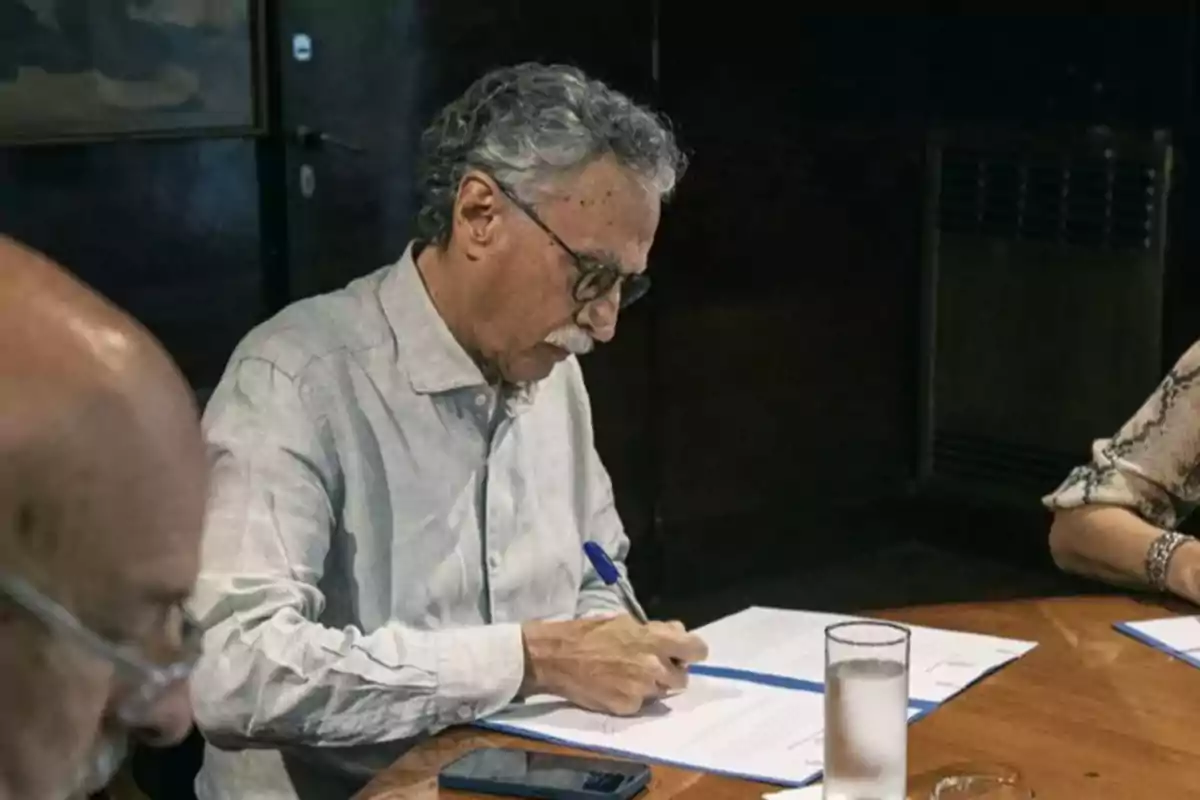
[480,606,1037,787]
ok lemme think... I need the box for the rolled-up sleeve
[190,356,524,749]
[1043,340,1200,529]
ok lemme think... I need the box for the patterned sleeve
[1043,340,1200,529]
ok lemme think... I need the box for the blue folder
[1114,620,1200,671]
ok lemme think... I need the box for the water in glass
[823,656,908,800]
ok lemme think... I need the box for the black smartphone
[438,747,651,800]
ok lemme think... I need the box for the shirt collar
[380,243,539,412]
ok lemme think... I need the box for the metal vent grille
[919,130,1170,505]
[937,147,1158,250]
[932,430,1079,496]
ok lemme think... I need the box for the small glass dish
[928,773,1034,799]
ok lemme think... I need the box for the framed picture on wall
[0,0,265,144]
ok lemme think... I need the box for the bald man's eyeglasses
[494,181,651,309]
[0,572,201,724]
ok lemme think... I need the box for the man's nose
[579,292,619,343]
[128,680,194,747]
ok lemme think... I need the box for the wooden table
[354,595,1200,799]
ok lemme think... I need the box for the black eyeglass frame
[493,180,651,310]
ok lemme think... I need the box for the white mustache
[544,326,594,355]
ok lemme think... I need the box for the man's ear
[452,171,503,258]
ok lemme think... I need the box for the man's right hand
[520,615,709,716]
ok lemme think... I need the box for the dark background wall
[0,138,263,390]
[649,16,931,597]
[3,6,1199,605]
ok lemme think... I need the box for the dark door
[273,1,654,297]
[268,1,663,587]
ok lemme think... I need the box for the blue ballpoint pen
[583,541,650,623]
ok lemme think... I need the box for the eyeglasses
[494,181,651,309]
[0,572,201,724]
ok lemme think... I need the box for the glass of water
[823,621,911,800]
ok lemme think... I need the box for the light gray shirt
[189,244,631,800]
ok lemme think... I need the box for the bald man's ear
[452,172,503,258]
[0,483,62,566]
[0,498,55,625]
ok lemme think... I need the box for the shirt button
[474,394,487,407]
[488,554,500,569]
[456,705,473,721]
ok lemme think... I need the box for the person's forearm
[191,606,524,748]
[1049,506,1200,600]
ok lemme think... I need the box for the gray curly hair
[415,62,686,247]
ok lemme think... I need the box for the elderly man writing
[0,236,207,800]
[190,63,708,799]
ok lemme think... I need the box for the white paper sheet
[694,606,1037,704]
[484,674,923,786]
[1116,615,1200,669]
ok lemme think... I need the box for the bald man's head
[0,237,207,800]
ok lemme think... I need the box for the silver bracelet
[1145,530,1195,591]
